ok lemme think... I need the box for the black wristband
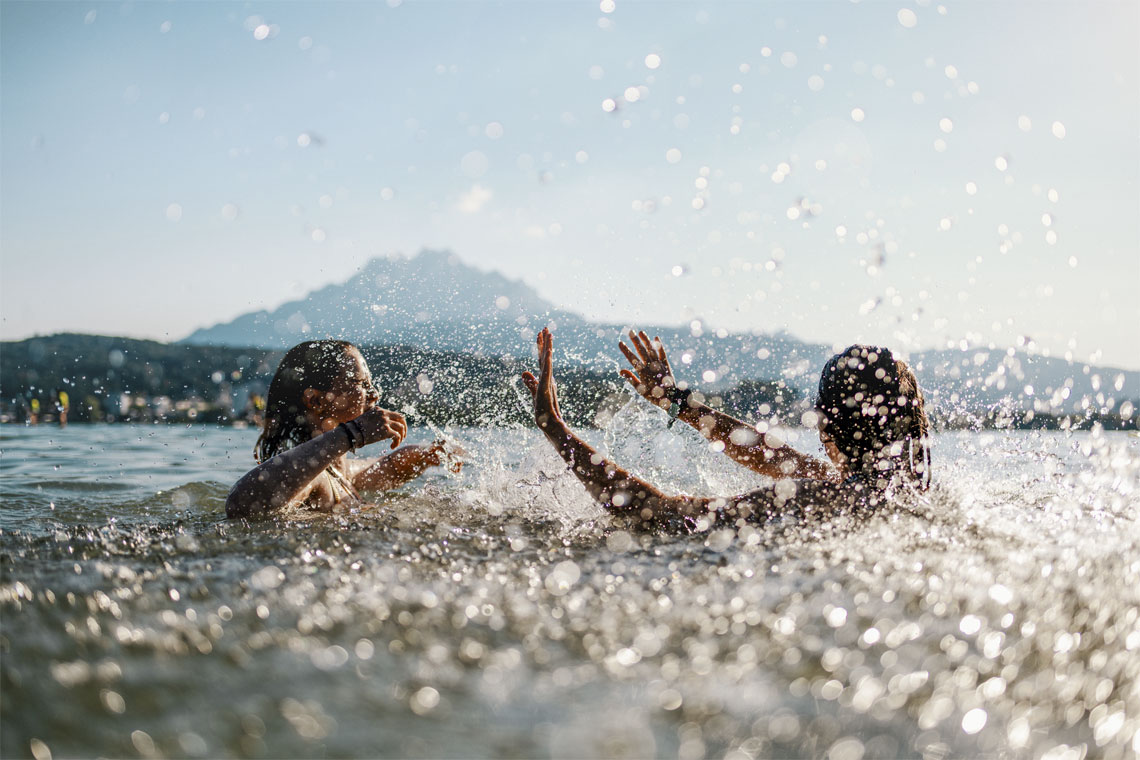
[339,420,365,450]
[338,422,357,451]
[666,386,692,429]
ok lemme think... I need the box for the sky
[2,0,1137,369]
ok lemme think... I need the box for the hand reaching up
[618,330,678,410]
[521,327,564,433]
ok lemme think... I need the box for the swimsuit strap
[324,464,360,503]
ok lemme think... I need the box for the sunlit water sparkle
[2,415,1138,759]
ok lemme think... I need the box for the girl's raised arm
[618,330,836,482]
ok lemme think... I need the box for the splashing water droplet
[962,708,987,734]
[460,150,489,178]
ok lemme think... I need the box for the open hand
[353,406,407,449]
[520,327,564,432]
[426,439,465,473]
[619,329,676,410]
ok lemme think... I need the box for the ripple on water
[1,426,1138,758]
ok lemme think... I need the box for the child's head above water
[814,345,930,488]
[255,340,380,462]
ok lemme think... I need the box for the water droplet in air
[84,10,97,24]
[897,8,918,27]
[460,150,489,178]
[808,75,824,91]
[623,86,640,102]
[484,122,504,139]
[165,204,182,222]
[1051,121,1066,139]
[939,117,953,133]
[851,108,865,122]
[962,708,987,734]
[221,204,239,221]
[780,52,798,68]
[159,21,172,34]
[994,156,1009,171]
[253,24,270,41]
[665,148,682,164]
[601,98,617,113]
[599,0,615,13]
[965,182,977,195]
[1018,115,1032,131]
[644,53,661,69]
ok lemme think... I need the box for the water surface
[2,416,1138,759]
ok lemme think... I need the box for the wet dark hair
[814,345,931,489]
[254,340,359,462]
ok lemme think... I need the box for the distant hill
[0,334,792,428]
[180,250,1139,419]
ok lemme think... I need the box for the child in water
[226,340,458,518]
[522,328,929,531]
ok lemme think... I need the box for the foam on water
[2,421,1138,758]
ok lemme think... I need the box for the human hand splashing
[520,327,565,434]
[618,330,678,410]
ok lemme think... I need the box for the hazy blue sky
[2,1,1137,369]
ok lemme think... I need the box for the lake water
[2,409,1138,759]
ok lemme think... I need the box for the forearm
[677,400,833,480]
[353,445,439,492]
[539,420,699,524]
[226,427,351,517]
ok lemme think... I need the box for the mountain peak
[184,249,579,352]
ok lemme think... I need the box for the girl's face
[310,348,380,425]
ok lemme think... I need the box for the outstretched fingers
[618,340,642,370]
[521,371,538,399]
